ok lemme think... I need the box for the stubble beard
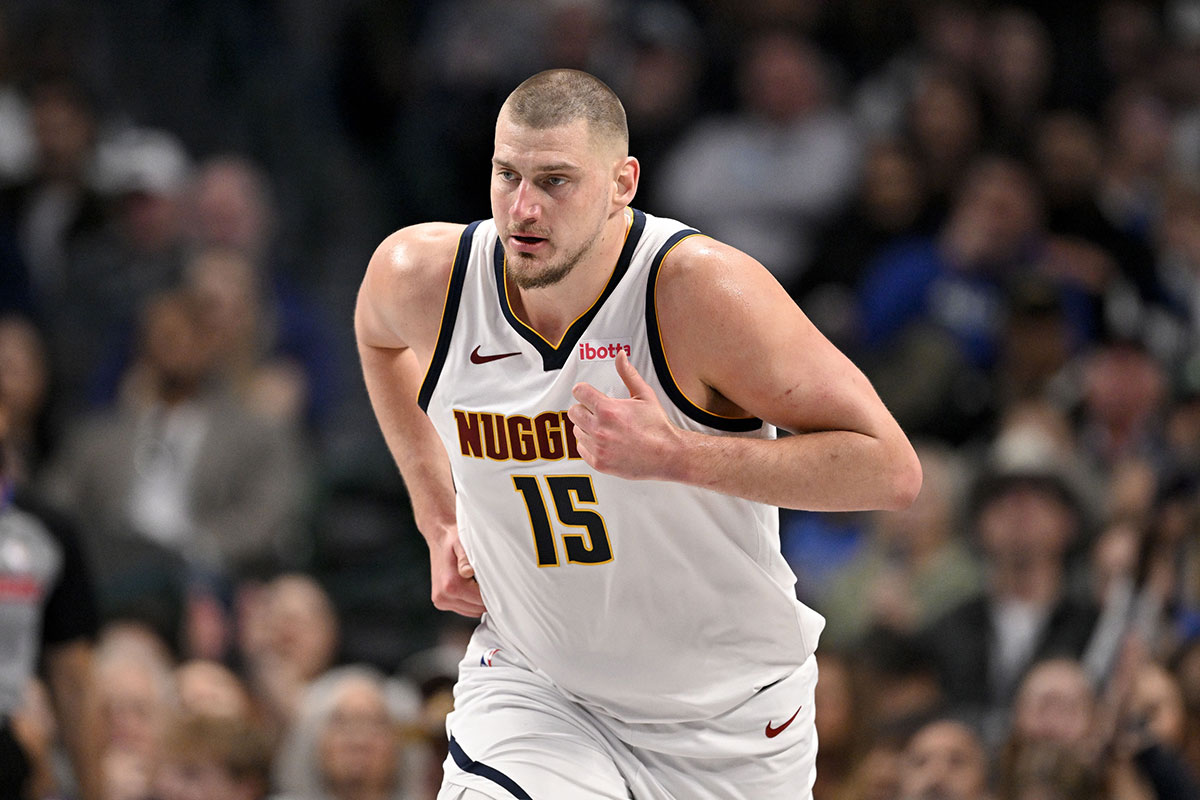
[506,226,603,290]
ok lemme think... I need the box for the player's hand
[569,351,683,481]
[429,526,486,618]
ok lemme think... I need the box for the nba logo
[480,647,501,667]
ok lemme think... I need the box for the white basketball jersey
[418,209,825,723]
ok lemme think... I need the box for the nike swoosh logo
[470,345,521,364]
[764,706,802,738]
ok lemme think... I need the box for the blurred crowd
[1,0,1199,798]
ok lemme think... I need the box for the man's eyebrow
[492,158,581,174]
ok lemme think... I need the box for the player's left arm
[569,236,921,511]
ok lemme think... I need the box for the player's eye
[497,170,516,181]
[545,176,567,187]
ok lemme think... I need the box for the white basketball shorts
[437,619,818,799]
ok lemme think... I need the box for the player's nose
[510,179,541,221]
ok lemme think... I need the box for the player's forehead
[493,110,612,170]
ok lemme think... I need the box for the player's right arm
[355,223,485,617]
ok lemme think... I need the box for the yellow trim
[652,234,759,421]
[419,227,470,390]
[502,208,635,350]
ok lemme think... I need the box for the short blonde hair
[502,69,627,151]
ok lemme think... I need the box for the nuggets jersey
[418,208,825,723]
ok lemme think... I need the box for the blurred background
[1,0,1200,798]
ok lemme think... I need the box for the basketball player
[356,69,921,799]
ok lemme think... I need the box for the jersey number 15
[512,475,613,567]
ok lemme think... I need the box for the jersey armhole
[417,221,481,412]
[644,230,764,433]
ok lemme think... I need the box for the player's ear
[613,156,638,209]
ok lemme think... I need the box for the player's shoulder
[358,222,474,348]
[368,221,470,287]
[654,229,779,313]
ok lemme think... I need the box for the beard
[504,218,606,290]
[506,248,581,289]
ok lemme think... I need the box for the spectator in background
[188,155,339,429]
[1085,514,1151,681]
[923,461,1097,745]
[186,247,309,427]
[400,0,546,222]
[1102,84,1174,245]
[39,289,308,650]
[175,659,257,723]
[852,0,986,139]
[860,156,1045,371]
[1172,636,1200,778]
[859,156,1096,442]
[839,734,907,800]
[998,742,1106,800]
[800,138,935,349]
[91,127,191,269]
[896,718,993,800]
[1129,661,1190,757]
[811,649,865,800]
[1113,652,1200,800]
[1098,0,1165,90]
[977,7,1053,157]
[272,665,419,800]
[820,442,982,650]
[904,68,983,225]
[0,74,112,414]
[998,657,1101,799]
[855,630,946,740]
[1008,658,1096,747]
[0,74,105,310]
[94,621,178,800]
[1142,474,1200,649]
[0,315,54,483]
[153,712,273,800]
[987,400,1099,518]
[1079,469,1200,682]
[65,126,195,414]
[993,281,1078,414]
[190,155,275,265]
[1033,111,1160,332]
[999,652,1200,800]
[7,679,60,800]
[240,573,340,735]
[1077,334,1169,474]
[614,1,703,206]
[0,389,103,800]
[1153,179,1200,360]
[994,342,1083,533]
[655,30,862,292]
[394,616,474,799]
[537,0,627,77]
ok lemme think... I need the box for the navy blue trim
[448,736,533,800]
[644,229,764,433]
[418,221,482,412]
[493,208,646,371]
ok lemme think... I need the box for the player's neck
[508,209,630,344]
